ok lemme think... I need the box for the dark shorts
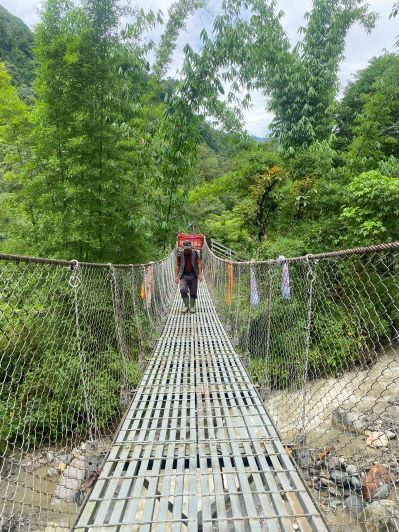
[179,273,198,299]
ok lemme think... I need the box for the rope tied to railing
[204,238,399,528]
[299,254,317,445]
[108,263,130,389]
[1,239,399,530]
[69,259,95,442]
[0,248,177,529]
[206,239,399,265]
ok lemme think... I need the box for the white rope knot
[70,259,79,270]
[68,259,81,288]
[305,254,316,282]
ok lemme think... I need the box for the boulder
[372,484,390,500]
[366,432,389,448]
[326,456,341,471]
[47,467,58,478]
[346,464,359,476]
[51,455,85,504]
[45,451,55,464]
[361,464,390,501]
[351,477,362,490]
[332,407,369,433]
[359,499,399,531]
[294,448,313,468]
[330,469,350,487]
[345,494,366,517]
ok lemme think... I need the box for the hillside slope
[0,4,34,101]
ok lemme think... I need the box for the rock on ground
[359,499,399,531]
[51,456,85,504]
[361,464,390,501]
[331,407,369,433]
[345,494,366,517]
[366,432,389,448]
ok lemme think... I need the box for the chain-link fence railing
[204,240,399,531]
[0,252,175,531]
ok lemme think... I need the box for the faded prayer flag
[277,256,291,300]
[250,265,260,308]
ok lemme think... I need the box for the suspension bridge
[74,282,326,531]
[1,239,399,531]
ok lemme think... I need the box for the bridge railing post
[109,264,130,393]
[260,263,274,401]
[298,255,316,446]
[69,260,96,442]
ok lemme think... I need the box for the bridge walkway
[74,282,328,531]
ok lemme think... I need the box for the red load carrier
[177,233,204,250]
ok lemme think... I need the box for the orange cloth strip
[226,261,234,305]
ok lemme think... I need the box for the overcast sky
[2,0,398,136]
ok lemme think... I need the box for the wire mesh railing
[0,252,176,531]
[210,238,245,262]
[203,240,399,531]
[3,240,399,531]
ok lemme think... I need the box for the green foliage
[0,0,243,260]
[183,0,376,150]
[0,0,399,411]
[334,54,399,153]
[153,0,205,79]
[1,341,141,447]
[347,58,399,172]
[378,156,399,178]
[0,263,144,448]
[0,63,31,242]
[0,5,35,102]
[1,1,169,260]
[195,124,235,183]
[189,143,283,254]
[245,257,392,389]
[341,171,399,245]
[0,63,31,175]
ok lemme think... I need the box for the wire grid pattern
[203,241,399,530]
[0,254,175,531]
[75,282,327,532]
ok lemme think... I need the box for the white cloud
[2,0,397,136]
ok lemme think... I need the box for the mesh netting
[0,253,175,531]
[204,240,399,530]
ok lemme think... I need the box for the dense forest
[0,0,398,264]
[0,0,399,476]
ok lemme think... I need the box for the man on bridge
[176,239,203,313]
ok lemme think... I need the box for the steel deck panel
[74,282,328,531]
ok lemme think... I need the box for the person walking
[176,240,203,313]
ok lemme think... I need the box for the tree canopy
[0,0,398,263]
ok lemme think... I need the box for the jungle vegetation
[0,0,398,444]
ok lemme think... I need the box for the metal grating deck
[75,283,328,531]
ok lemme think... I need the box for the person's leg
[188,274,198,313]
[179,275,190,312]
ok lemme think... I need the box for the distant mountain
[252,135,267,143]
[0,4,34,101]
